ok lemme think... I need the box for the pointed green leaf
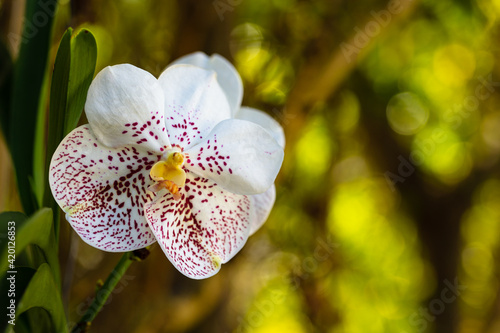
[46,27,97,160]
[16,263,67,333]
[45,28,72,192]
[32,71,51,208]
[66,29,98,134]
[9,0,58,215]
[18,307,54,333]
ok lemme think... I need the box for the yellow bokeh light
[236,47,271,84]
[295,116,334,180]
[476,0,500,21]
[386,92,429,135]
[335,90,360,133]
[326,177,429,332]
[461,207,500,249]
[255,56,294,104]
[332,156,368,183]
[460,244,497,310]
[412,127,472,184]
[240,279,309,333]
[433,44,476,87]
[481,112,500,152]
[459,179,500,320]
[231,23,265,67]
[478,178,500,209]
[461,244,494,281]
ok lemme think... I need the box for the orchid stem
[71,248,150,333]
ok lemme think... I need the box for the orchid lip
[149,148,187,200]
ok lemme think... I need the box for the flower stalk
[71,249,149,333]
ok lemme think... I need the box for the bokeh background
[2,0,500,332]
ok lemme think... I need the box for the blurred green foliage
[3,0,500,332]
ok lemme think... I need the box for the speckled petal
[170,52,243,116]
[184,119,284,195]
[249,185,276,235]
[236,106,286,149]
[85,64,170,152]
[144,172,251,279]
[49,125,160,251]
[158,65,231,150]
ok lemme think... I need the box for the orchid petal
[249,185,276,235]
[171,52,243,116]
[158,65,231,150]
[145,172,251,279]
[85,64,170,152]
[49,125,159,251]
[185,119,284,195]
[236,106,286,148]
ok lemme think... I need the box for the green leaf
[16,263,67,333]
[46,28,72,157]
[43,28,97,236]
[66,29,98,134]
[32,71,51,208]
[18,307,54,333]
[0,40,13,140]
[9,0,58,215]
[0,209,59,286]
[46,27,97,158]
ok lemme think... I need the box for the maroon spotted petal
[144,172,251,279]
[49,125,162,251]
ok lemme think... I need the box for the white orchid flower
[49,56,284,279]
